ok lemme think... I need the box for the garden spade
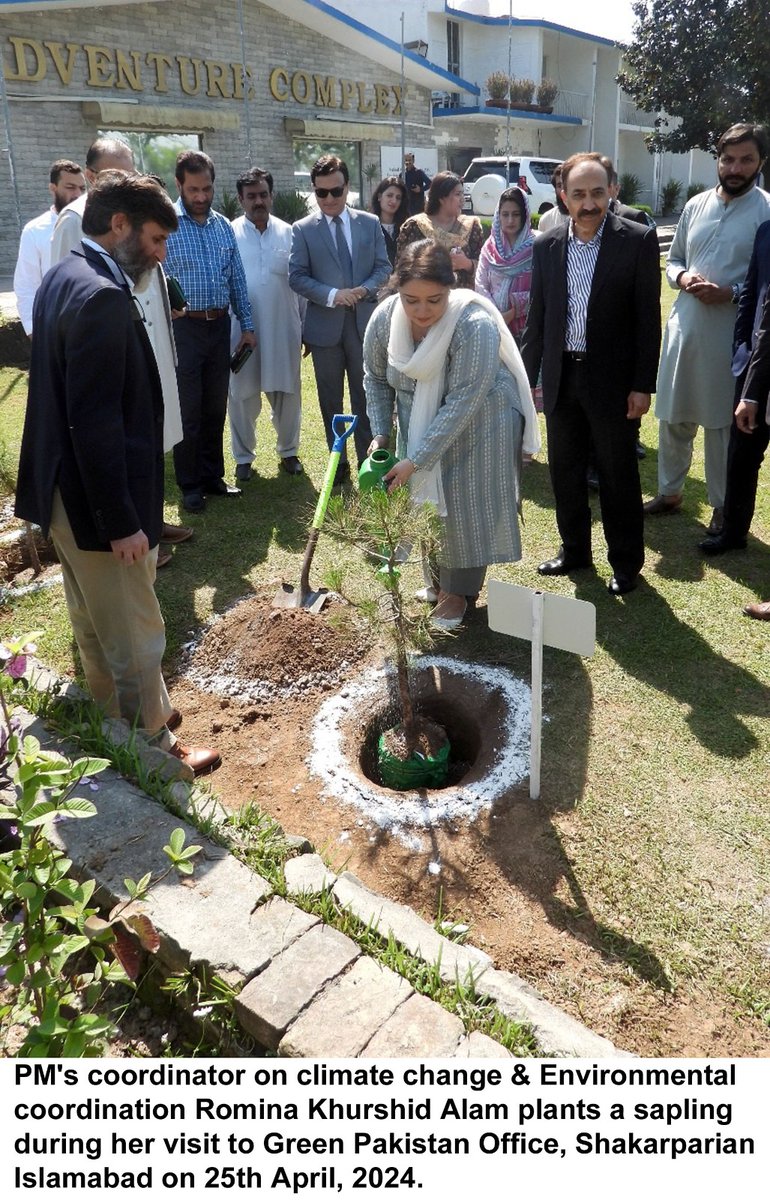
[272,413,358,612]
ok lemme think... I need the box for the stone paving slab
[10,706,625,1057]
[455,1031,513,1058]
[284,852,337,896]
[361,991,464,1058]
[333,871,491,984]
[278,956,413,1058]
[477,965,625,1058]
[235,923,360,1049]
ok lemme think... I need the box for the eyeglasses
[314,185,346,199]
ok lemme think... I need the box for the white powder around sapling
[308,656,531,844]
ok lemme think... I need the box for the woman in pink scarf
[475,186,534,346]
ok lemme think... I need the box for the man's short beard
[112,230,154,283]
[718,168,761,196]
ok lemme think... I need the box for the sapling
[325,487,449,775]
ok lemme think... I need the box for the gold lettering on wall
[5,37,46,82]
[269,66,289,101]
[356,81,373,114]
[146,50,173,93]
[44,41,80,86]
[83,44,115,89]
[313,75,338,108]
[206,61,232,98]
[3,37,404,114]
[339,79,356,111]
[290,70,312,104]
[176,55,203,96]
[115,49,142,91]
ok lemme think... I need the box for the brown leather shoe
[157,550,173,569]
[161,522,194,544]
[169,742,222,775]
[643,493,683,516]
[743,600,770,621]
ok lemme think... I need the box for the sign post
[487,580,596,800]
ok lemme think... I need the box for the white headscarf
[387,287,540,514]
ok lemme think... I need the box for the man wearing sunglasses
[289,155,390,479]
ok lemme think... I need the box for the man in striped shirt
[164,150,256,513]
[521,152,661,595]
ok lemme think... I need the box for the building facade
[0,0,472,272]
[0,0,720,275]
[334,0,716,206]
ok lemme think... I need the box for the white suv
[461,156,562,216]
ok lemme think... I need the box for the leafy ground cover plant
[0,634,200,1055]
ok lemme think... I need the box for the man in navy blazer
[15,172,219,773]
[521,152,661,594]
[699,219,770,555]
[289,155,390,476]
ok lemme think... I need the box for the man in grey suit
[289,155,391,478]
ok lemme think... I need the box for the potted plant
[363,161,380,202]
[660,178,683,215]
[325,487,451,790]
[485,71,510,107]
[509,77,535,108]
[535,79,558,112]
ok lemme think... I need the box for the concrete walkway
[18,665,623,1060]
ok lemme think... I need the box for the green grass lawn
[1,270,769,1045]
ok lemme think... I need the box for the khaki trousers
[49,491,174,744]
[229,388,301,462]
[657,420,731,509]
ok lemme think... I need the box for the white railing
[619,99,655,127]
[554,90,588,119]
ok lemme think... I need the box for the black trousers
[172,314,231,493]
[309,309,372,468]
[546,357,644,577]
[722,379,769,539]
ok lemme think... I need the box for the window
[447,20,460,76]
[98,130,200,192]
[530,161,562,183]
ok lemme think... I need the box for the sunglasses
[314,185,346,198]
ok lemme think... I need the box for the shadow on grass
[573,574,767,757]
[362,612,672,992]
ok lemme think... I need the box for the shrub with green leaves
[0,635,200,1055]
[660,178,683,214]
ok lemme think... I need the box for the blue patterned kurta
[364,295,525,569]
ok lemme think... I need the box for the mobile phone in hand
[166,276,186,310]
[230,344,253,374]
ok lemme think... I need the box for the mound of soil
[0,530,59,591]
[190,592,370,697]
[0,319,31,368]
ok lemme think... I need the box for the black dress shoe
[586,470,600,492]
[607,573,638,595]
[699,532,747,555]
[538,549,593,576]
[635,441,646,460]
[202,479,242,497]
[182,490,205,513]
[280,455,304,475]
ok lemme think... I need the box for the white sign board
[380,144,438,180]
[487,579,596,800]
[487,580,596,656]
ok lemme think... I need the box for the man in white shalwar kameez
[647,124,770,534]
[229,168,304,480]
